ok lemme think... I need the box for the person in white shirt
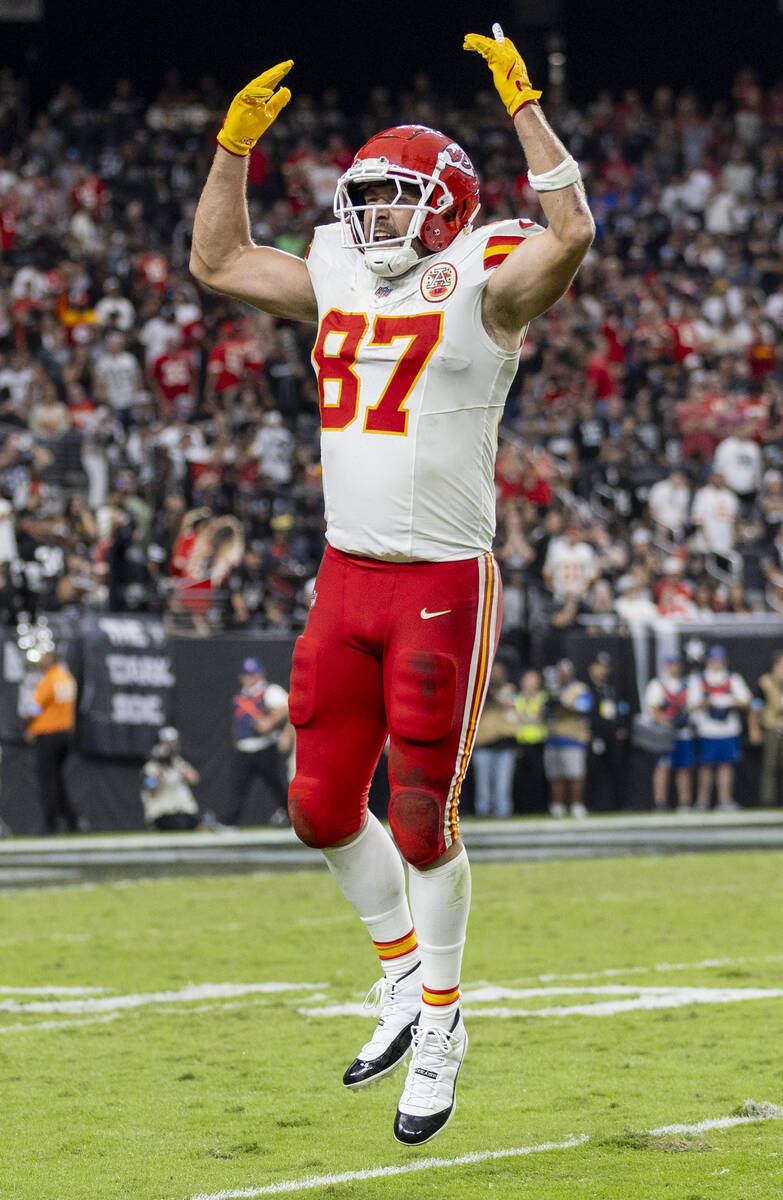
[0,348,35,408]
[10,264,47,300]
[138,310,179,367]
[690,471,738,554]
[687,645,751,811]
[0,493,18,564]
[251,410,294,485]
[92,332,143,427]
[94,278,135,332]
[543,523,599,604]
[141,727,202,830]
[647,470,691,540]
[644,656,695,811]
[712,436,762,509]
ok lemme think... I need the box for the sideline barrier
[2,617,781,834]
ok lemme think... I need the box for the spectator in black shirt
[586,651,630,811]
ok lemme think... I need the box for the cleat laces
[400,1024,455,1107]
[362,977,388,1018]
[356,976,414,1059]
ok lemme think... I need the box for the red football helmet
[333,125,481,278]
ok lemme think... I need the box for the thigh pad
[386,649,456,743]
[287,636,318,728]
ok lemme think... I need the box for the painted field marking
[0,1013,125,1035]
[298,983,783,1020]
[175,1135,589,1200]
[0,995,331,1038]
[6,957,782,1032]
[6,968,782,1032]
[536,952,783,982]
[0,985,111,995]
[0,981,326,1016]
[172,1102,783,1200]
[652,1101,783,1134]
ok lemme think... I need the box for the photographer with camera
[140,726,202,831]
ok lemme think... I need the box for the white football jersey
[305,218,542,561]
[543,538,598,600]
[712,436,762,496]
[647,478,691,537]
[691,485,738,553]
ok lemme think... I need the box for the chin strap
[365,244,422,278]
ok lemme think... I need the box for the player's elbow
[563,212,595,255]
[189,237,238,289]
[189,248,217,287]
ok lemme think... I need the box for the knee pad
[386,649,456,743]
[388,786,445,867]
[287,772,362,849]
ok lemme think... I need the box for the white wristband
[527,155,581,192]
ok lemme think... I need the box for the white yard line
[6,972,782,1032]
[0,988,330,1036]
[652,1102,783,1134]
[173,1103,783,1200]
[536,953,783,983]
[0,985,111,995]
[0,1013,125,1034]
[464,993,783,1018]
[176,1135,588,1200]
[299,984,783,1020]
[0,981,326,1016]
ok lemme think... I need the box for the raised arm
[190,62,318,324]
[464,31,595,343]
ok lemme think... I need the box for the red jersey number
[312,310,368,431]
[313,310,443,436]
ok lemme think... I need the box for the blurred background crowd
[1,65,783,669]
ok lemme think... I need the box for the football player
[191,29,594,1145]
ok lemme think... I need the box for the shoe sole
[394,1096,456,1145]
[393,1031,468,1146]
[344,1045,411,1091]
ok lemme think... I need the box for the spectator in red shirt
[151,336,196,419]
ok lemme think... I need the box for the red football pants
[287,545,501,866]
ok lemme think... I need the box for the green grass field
[1,850,782,1200]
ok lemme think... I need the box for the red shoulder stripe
[484,251,512,270]
[485,234,525,249]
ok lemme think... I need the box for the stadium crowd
[1,65,783,664]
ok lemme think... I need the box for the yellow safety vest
[513,691,548,744]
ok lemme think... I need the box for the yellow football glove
[463,31,542,118]
[216,61,293,156]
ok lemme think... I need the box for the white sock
[408,846,471,1030]
[322,812,419,981]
